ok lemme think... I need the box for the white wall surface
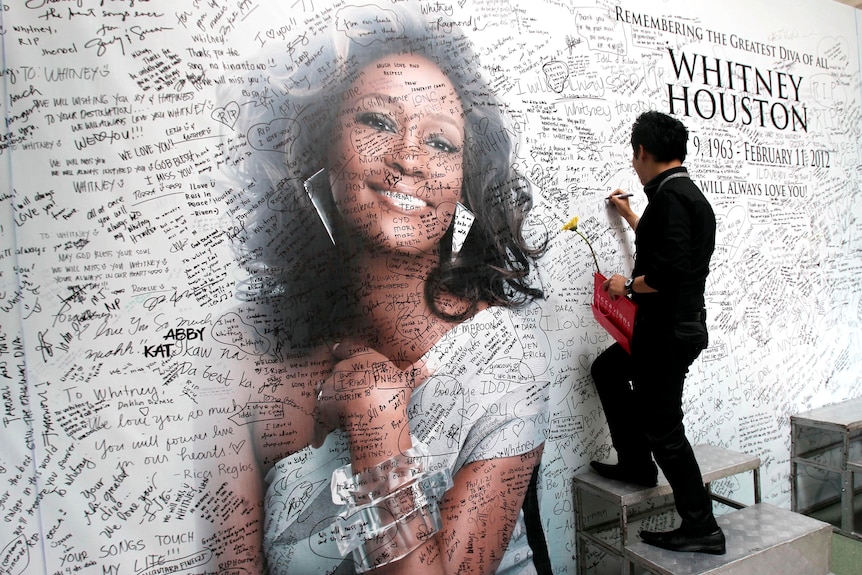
[1,1,860,573]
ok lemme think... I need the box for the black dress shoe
[590,461,658,487]
[640,527,726,555]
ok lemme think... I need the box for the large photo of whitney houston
[220,2,553,573]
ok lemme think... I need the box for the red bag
[592,273,638,354]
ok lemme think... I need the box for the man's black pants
[591,323,718,534]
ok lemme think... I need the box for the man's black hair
[631,111,688,162]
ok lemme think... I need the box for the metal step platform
[572,444,762,574]
[624,503,833,575]
[791,396,862,541]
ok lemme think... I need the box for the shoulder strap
[656,171,689,193]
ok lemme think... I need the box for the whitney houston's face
[328,53,466,255]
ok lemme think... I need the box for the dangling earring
[304,168,338,245]
[450,202,475,261]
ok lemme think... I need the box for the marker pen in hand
[606,193,633,201]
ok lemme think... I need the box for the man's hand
[607,189,640,230]
[603,273,629,300]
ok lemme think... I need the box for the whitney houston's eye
[356,111,398,134]
[425,132,461,154]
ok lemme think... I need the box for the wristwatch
[625,278,635,296]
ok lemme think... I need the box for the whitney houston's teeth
[378,190,427,210]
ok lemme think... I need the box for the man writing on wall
[590,111,724,554]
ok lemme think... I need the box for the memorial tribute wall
[0,0,860,573]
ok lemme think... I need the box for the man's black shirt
[632,166,716,320]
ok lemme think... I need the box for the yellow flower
[562,215,601,273]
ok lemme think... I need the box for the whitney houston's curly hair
[227,1,545,350]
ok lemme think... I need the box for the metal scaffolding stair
[573,444,834,574]
[625,502,833,575]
